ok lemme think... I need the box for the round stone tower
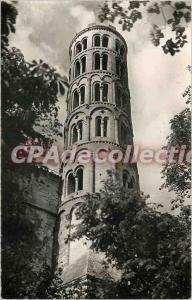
[57,23,139,287]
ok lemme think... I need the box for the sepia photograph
[1,0,191,299]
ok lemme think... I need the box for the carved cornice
[65,102,131,126]
[69,24,128,52]
[64,140,120,151]
[71,47,126,64]
[69,70,122,87]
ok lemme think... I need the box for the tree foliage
[69,171,191,299]
[1,0,18,50]
[160,68,191,208]
[1,1,67,298]
[98,1,191,55]
[1,1,68,145]
[1,163,51,298]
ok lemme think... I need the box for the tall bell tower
[57,23,139,290]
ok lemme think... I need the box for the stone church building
[57,23,139,287]
[17,23,139,294]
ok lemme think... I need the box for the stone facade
[57,23,139,286]
[17,166,61,269]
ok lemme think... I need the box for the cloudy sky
[10,0,191,211]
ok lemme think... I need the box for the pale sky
[9,0,191,211]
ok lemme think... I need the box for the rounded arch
[66,110,87,129]
[102,35,109,47]
[75,166,84,191]
[75,148,89,162]
[95,116,102,136]
[90,73,102,82]
[93,81,100,102]
[90,107,114,139]
[74,60,81,78]
[75,42,82,55]
[93,52,100,70]
[70,75,87,91]
[93,34,100,47]
[71,123,78,144]
[82,37,87,50]
[81,56,86,73]
[80,85,85,104]
[90,105,116,117]
[103,116,108,137]
[73,89,79,109]
[100,74,112,83]
[102,53,108,70]
[66,171,76,195]
[102,82,109,102]
[69,117,85,146]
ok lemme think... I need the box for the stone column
[87,77,91,104]
[101,118,104,137]
[100,84,103,102]
[75,176,78,192]
[114,117,119,143]
[86,116,91,141]
[100,53,102,70]
[112,80,116,105]
[77,126,80,141]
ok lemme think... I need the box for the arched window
[71,121,83,144]
[75,61,80,77]
[81,56,86,73]
[95,116,102,136]
[102,54,108,70]
[78,121,83,140]
[73,90,79,109]
[80,86,85,104]
[102,36,109,47]
[103,117,108,137]
[94,83,100,101]
[115,40,120,53]
[116,58,120,76]
[72,125,78,144]
[76,168,83,191]
[102,83,108,102]
[76,43,82,55]
[69,68,71,81]
[68,173,75,194]
[94,35,100,47]
[94,53,100,70]
[82,38,87,50]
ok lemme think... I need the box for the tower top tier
[69,23,127,53]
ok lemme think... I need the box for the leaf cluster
[98,1,190,55]
[68,171,191,298]
[160,107,191,208]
